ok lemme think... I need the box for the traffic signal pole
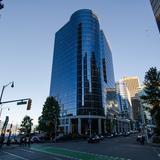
[0,98,30,105]
[0,98,32,110]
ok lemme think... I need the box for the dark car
[123,132,130,136]
[113,132,118,137]
[98,135,104,140]
[88,135,100,143]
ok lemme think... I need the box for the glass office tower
[50,9,116,134]
[150,0,160,32]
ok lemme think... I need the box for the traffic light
[27,99,32,110]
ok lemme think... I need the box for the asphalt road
[51,134,160,160]
[0,134,160,160]
[0,146,74,160]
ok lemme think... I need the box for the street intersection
[0,134,160,160]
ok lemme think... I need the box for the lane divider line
[3,151,30,160]
[20,149,35,154]
[31,148,80,160]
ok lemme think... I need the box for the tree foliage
[38,96,60,138]
[141,67,160,134]
[19,116,33,135]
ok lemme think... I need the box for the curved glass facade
[50,9,116,117]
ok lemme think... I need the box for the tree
[37,96,60,139]
[0,0,4,10]
[19,116,33,135]
[141,67,160,135]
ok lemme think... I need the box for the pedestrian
[19,137,22,146]
[0,134,5,150]
[24,137,27,147]
[141,135,145,145]
[28,136,31,147]
[0,137,3,150]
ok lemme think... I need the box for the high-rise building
[116,76,140,121]
[116,80,133,120]
[50,9,117,135]
[132,86,153,126]
[122,76,140,98]
[131,96,142,123]
[150,0,160,32]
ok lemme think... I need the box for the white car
[31,136,41,143]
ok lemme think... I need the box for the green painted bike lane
[31,145,131,160]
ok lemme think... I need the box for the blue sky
[0,0,160,125]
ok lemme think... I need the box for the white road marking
[20,148,63,160]
[31,148,79,160]
[158,153,160,157]
[20,148,34,153]
[3,151,30,160]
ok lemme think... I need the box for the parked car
[98,135,104,140]
[95,135,100,141]
[105,133,114,138]
[88,135,100,143]
[118,132,123,136]
[123,132,130,136]
[113,132,118,137]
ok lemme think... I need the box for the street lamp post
[0,81,14,104]
[0,81,14,120]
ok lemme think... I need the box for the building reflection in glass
[50,9,116,118]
